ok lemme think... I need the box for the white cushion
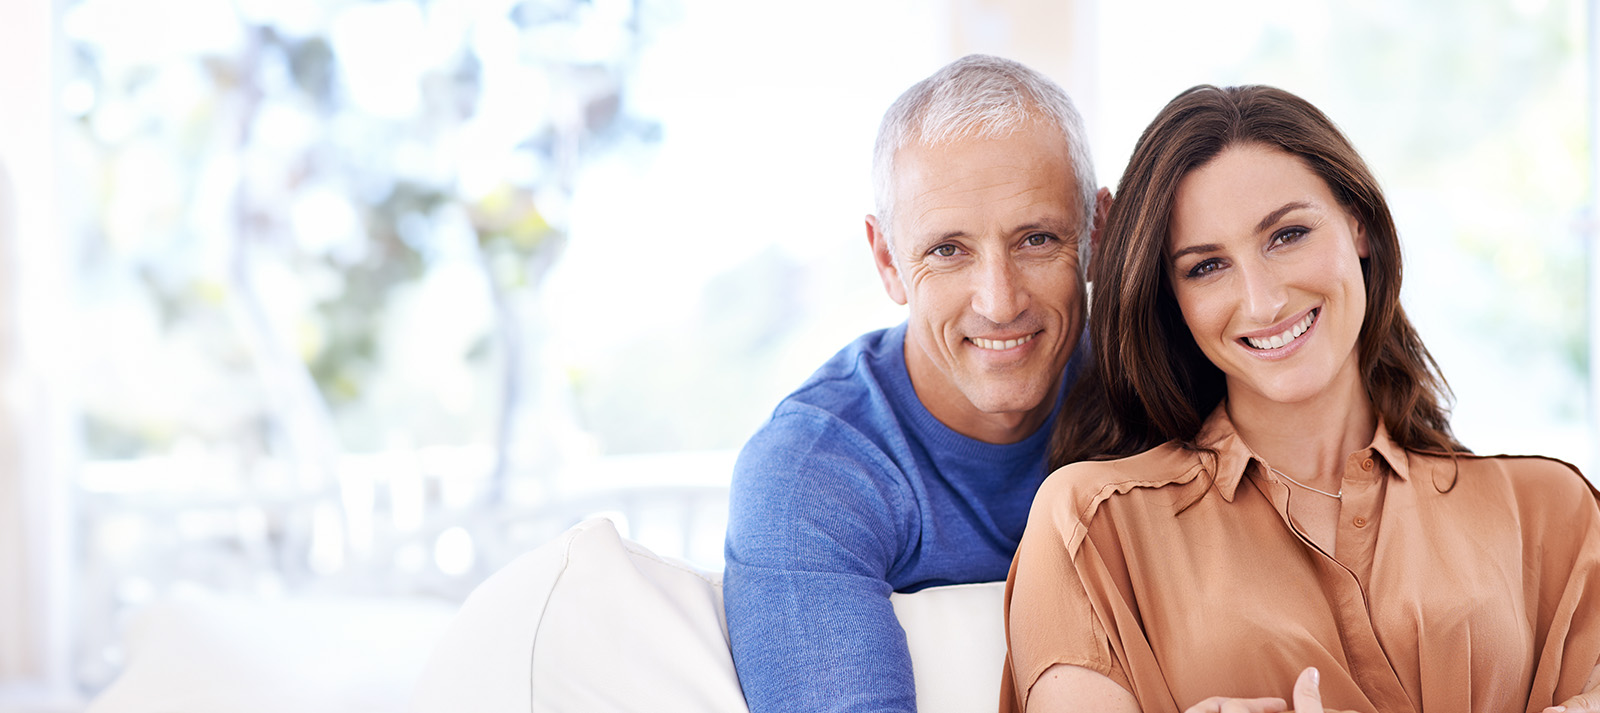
[893,580,1008,712]
[409,517,1007,713]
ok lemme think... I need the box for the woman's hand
[1183,695,1286,713]
[1185,667,1359,713]
[1545,691,1600,712]
[1544,660,1600,712]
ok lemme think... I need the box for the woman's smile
[1238,307,1318,356]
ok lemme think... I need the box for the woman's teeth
[1245,310,1316,350]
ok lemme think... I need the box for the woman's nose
[1238,259,1288,324]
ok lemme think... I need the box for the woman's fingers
[1185,667,1338,713]
[1290,667,1324,713]
[1544,689,1600,713]
[1184,696,1288,713]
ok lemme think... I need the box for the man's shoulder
[730,327,917,508]
[748,326,911,451]
[777,325,903,412]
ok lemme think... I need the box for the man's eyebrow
[902,230,965,252]
[1015,221,1074,235]
[915,221,1073,247]
[1255,201,1314,234]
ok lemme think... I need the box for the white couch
[84,517,1008,713]
[410,517,1008,713]
[84,594,458,713]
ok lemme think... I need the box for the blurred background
[0,0,1593,709]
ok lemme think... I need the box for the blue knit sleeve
[724,408,919,713]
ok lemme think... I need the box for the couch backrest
[409,517,1007,713]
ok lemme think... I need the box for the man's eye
[1023,233,1053,247]
[931,245,959,258]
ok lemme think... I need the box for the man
[723,54,1111,712]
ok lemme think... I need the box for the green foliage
[65,0,663,459]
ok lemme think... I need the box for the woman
[1000,84,1600,713]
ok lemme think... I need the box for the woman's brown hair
[1050,84,1465,467]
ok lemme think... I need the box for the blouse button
[1361,458,1375,470]
[1353,517,1368,528]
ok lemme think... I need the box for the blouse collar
[1193,401,1421,503]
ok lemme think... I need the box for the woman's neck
[1225,363,1377,488]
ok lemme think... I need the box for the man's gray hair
[872,55,1097,267]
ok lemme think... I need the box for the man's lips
[969,332,1037,351]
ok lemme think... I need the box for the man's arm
[724,415,918,713]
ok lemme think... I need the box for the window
[26,0,1598,698]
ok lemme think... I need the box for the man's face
[867,121,1086,444]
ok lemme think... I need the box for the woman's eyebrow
[1254,200,1314,233]
[1168,243,1219,266]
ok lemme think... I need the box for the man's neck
[903,343,1054,445]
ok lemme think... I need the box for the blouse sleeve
[1523,457,1600,706]
[1001,467,1131,712]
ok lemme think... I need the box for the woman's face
[1165,143,1369,408]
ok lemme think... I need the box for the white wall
[0,0,75,699]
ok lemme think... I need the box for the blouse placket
[1251,450,1418,713]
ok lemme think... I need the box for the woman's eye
[1270,227,1308,247]
[931,244,959,258]
[1023,233,1053,247]
[1186,258,1223,278]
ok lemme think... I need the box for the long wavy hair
[1050,84,1465,467]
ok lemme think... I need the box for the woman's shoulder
[1034,441,1212,514]
[1415,448,1596,505]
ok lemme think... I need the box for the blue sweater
[724,323,1086,713]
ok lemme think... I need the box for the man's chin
[964,385,1053,419]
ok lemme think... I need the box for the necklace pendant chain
[1268,465,1342,500]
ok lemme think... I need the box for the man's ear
[1087,187,1113,278]
[1089,187,1112,251]
[866,215,907,305]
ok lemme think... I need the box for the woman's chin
[1226,372,1341,410]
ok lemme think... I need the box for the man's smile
[970,332,1037,351]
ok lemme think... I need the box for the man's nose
[972,257,1028,325]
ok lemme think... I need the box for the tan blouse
[1002,406,1600,713]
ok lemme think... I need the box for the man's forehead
[892,131,1076,190]
[892,173,1080,241]
[894,134,1070,176]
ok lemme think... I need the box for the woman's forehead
[1167,145,1337,246]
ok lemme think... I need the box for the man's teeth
[972,334,1034,351]
[1245,311,1317,350]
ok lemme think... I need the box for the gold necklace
[1269,465,1342,500]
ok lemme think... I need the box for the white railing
[74,447,735,693]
